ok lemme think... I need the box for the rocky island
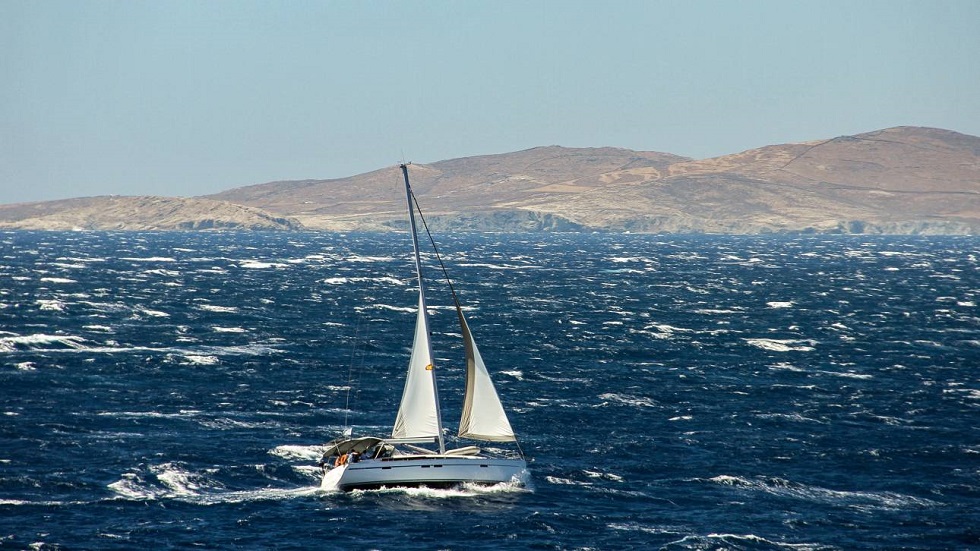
[3,126,978,234]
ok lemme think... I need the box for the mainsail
[391,292,441,440]
[392,164,445,451]
[457,309,517,442]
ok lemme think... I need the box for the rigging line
[342,313,363,432]
[407,184,464,311]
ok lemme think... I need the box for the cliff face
[3,127,979,234]
[0,196,300,231]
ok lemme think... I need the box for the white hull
[324,456,526,492]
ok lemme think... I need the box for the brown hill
[0,196,300,231]
[514,127,980,233]
[208,146,687,231]
[2,127,978,233]
[207,127,980,233]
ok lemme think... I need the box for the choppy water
[1,231,978,549]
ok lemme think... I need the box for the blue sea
[1,231,978,550]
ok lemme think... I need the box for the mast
[400,163,446,454]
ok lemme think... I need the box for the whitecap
[598,393,657,408]
[191,485,321,505]
[767,301,794,309]
[212,327,247,333]
[769,362,805,372]
[183,355,219,365]
[452,262,526,271]
[584,470,624,482]
[152,462,222,496]
[703,474,940,510]
[744,338,815,352]
[347,255,395,263]
[755,412,825,424]
[120,257,176,262]
[107,472,165,500]
[544,475,592,487]
[645,323,693,335]
[819,370,873,380]
[143,268,181,277]
[0,333,89,352]
[197,304,239,313]
[373,304,417,313]
[693,308,745,315]
[40,277,77,284]
[239,261,289,269]
[35,299,66,311]
[269,444,326,462]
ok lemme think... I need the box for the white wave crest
[0,333,89,352]
[744,338,815,352]
[120,257,176,262]
[183,355,219,365]
[239,261,289,269]
[108,463,320,504]
[598,392,657,408]
[269,444,326,462]
[347,255,395,263]
[372,304,417,313]
[704,474,940,510]
[36,299,66,311]
[212,326,247,333]
[197,304,238,313]
[40,277,77,284]
[663,532,833,550]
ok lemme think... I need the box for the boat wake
[106,461,320,505]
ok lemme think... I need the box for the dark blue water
[2,231,978,549]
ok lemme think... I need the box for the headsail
[457,309,517,442]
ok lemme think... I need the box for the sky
[2,0,978,204]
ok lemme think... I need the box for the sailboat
[319,163,527,492]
